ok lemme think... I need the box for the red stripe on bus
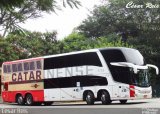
[130,85,135,97]
[2,90,44,103]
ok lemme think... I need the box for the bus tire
[16,94,24,105]
[25,94,34,106]
[101,91,111,105]
[85,91,94,105]
[120,100,127,104]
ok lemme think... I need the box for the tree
[0,0,81,37]
[61,32,131,52]
[0,38,27,65]
[5,30,61,58]
[78,0,160,62]
[0,0,23,8]
[77,0,160,96]
[61,32,88,52]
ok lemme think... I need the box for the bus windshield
[107,65,150,87]
[131,69,150,87]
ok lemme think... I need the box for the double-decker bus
[1,47,159,105]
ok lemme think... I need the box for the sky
[20,0,102,40]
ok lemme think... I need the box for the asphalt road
[0,98,160,114]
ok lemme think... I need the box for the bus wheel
[85,91,94,105]
[101,91,111,105]
[120,100,127,104]
[25,94,34,106]
[44,102,53,106]
[16,95,24,105]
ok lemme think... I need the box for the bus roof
[43,47,135,59]
[3,47,135,64]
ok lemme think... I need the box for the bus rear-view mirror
[146,64,159,75]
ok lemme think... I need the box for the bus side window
[3,65,7,73]
[12,64,17,72]
[36,61,42,69]
[17,63,23,72]
[30,61,35,70]
[24,62,29,71]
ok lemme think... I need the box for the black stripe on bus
[44,76,108,89]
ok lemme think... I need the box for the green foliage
[0,0,23,8]
[5,31,60,58]
[61,32,131,53]
[0,38,26,65]
[61,32,88,52]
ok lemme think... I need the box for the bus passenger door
[2,82,9,102]
[113,84,129,99]
[118,84,129,98]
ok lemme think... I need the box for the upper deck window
[7,65,11,73]
[100,49,126,63]
[12,64,17,72]
[44,52,102,70]
[3,65,7,73]
[3,59,42,73]
[17,63,23,71]
[36,61,42,69]
[30,61,35,70]
[24,62,29,71]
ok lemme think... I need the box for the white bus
[1,47,159,105]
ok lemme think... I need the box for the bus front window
[132,69,150,87]
[107,64,151,87]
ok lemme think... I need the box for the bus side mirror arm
[110,62,138,74]
[146,64,159,75]
[133,67,138,74]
